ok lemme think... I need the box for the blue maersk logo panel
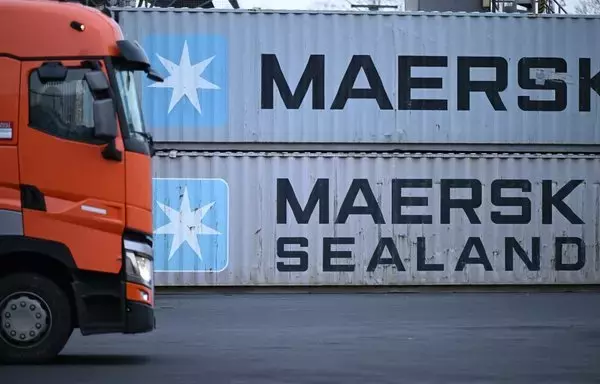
[153,178,229,272]
[142,34,228,130]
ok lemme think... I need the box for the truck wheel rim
[0,292,52,348]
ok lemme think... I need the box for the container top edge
[109,8,596,18]
[154,151,600,159]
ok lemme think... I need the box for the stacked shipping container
[115,8,600,286]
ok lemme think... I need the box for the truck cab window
[114,68,146,138]
[29,67,102,144]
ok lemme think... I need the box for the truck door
[18,60,126,275]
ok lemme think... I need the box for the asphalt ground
[3,291,600,384]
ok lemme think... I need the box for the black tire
[0,273,73,364]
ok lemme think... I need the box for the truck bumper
[124,281,155,334]
[72,273,155,336]
[125,300,155,334]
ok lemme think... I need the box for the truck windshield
[114,68,145,138]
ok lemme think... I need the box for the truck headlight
[126,251,153,286]
[124,239,153,287]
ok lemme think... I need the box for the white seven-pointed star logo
[149,40,220,114]
[154,186,221,261]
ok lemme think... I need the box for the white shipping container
[115,9,600,149]
[151,151,600,286]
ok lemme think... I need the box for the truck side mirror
[146,67,164,83]
[93,99,118,141]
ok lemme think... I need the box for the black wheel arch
[0,235,131,336]
[0,236,79,328]
[0,236,77,270]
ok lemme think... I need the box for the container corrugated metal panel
[116,9,600,146]
[150,151,600,286]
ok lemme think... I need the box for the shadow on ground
[0,354,151,367]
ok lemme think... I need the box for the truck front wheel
[0,272,73,364]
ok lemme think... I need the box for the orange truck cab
[0,0,163,363]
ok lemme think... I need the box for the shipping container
[115,9,600,149]
[150,151,600,286]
